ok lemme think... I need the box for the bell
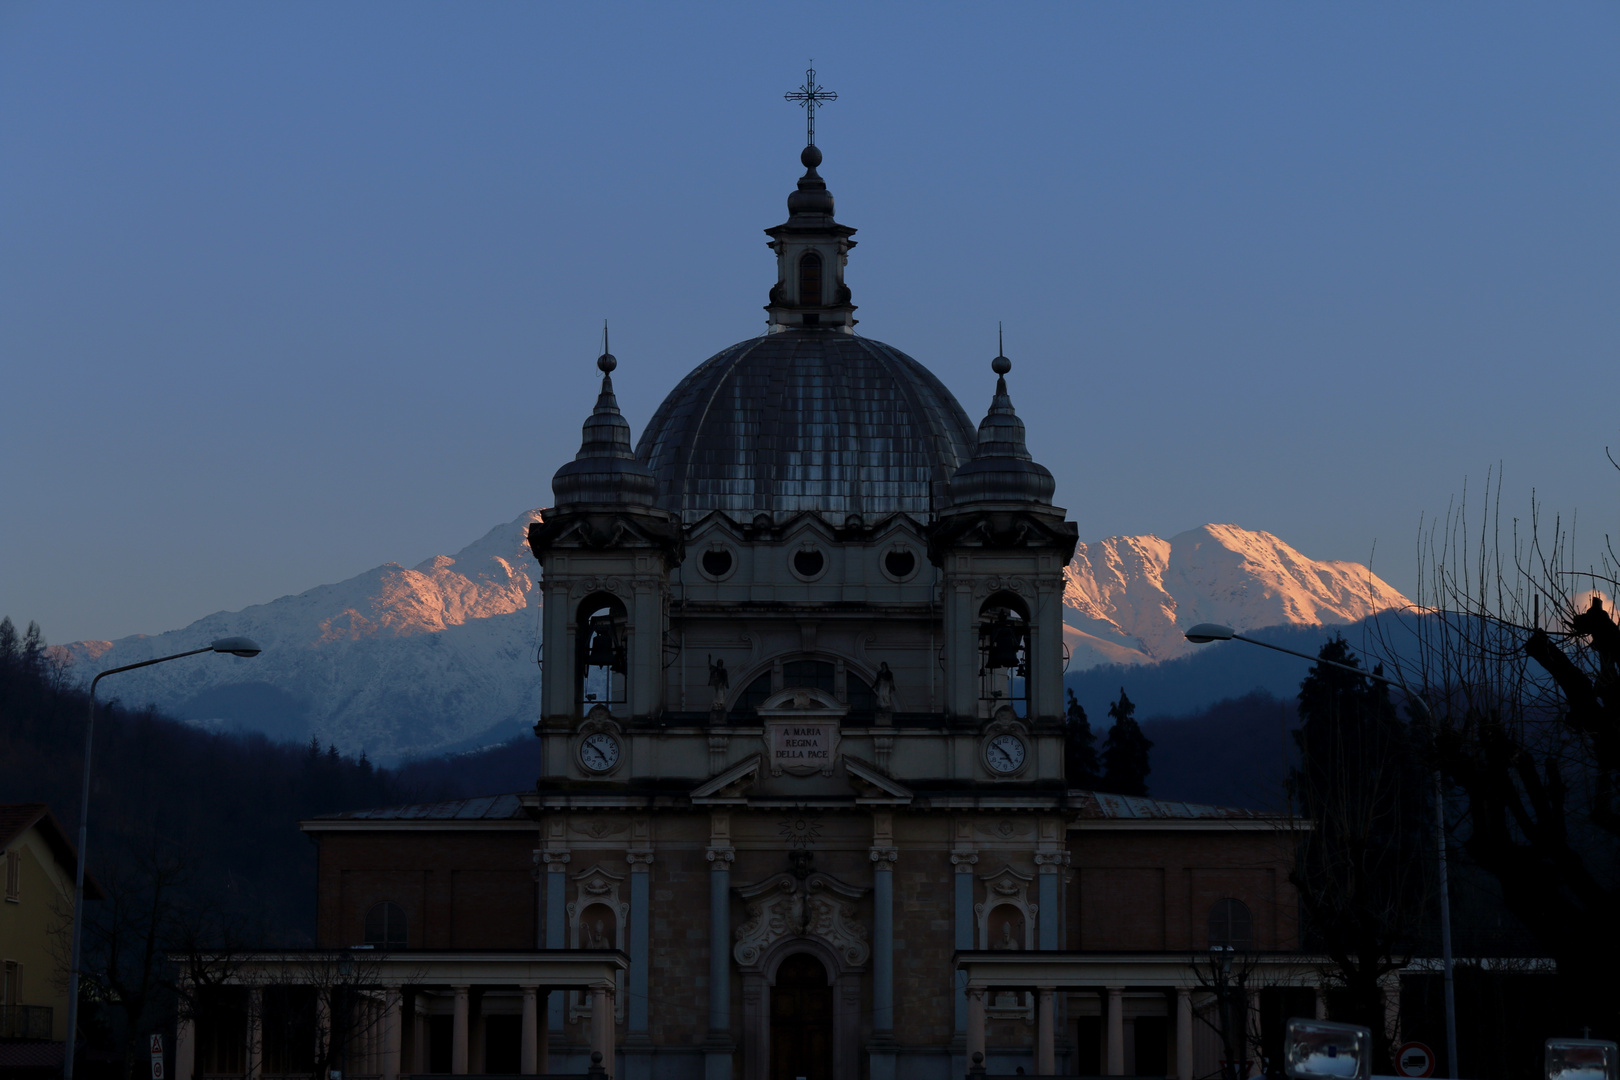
[585,616,626,673]
[984,619,1024,670]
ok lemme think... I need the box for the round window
[884,550,916,579]
[793,549,825,578]
[701,549,733,578]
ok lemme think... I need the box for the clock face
[985,733,1027,774]
[579,732,621,773]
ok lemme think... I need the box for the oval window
[884,550,916,579]
[701,549,733,577]
[793,549,825,578]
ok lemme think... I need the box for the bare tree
[1376,465,1620,1039]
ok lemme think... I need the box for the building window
[1208,897,1254,950]
[798,251,822,306]
[364,901,408,949]
[4,851,18,901]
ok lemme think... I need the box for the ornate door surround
[733,869,868,1080]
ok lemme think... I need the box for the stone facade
[186,142,1315,1080]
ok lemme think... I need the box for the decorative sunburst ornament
[778,812,823,849]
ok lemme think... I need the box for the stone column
[589,985,614,1077]
[537,1001,550,1077]
[451,985,470,1076]
[1105,986,1125,1076]
[625,847,653,1080]
[965,987,987,1068]
[1176,988,1193,1080]
[542,837,571,1033]
[471,992,487,1075]
[951,844,978,1038]
[413,995,429,1073]
[870,833,898,1080]
[382,985,402,1080]
[704,831,735,1080]
[175,1012,195,1080]
[1036,987,1056,1074]
[520,985,539,1075]
[1035,850,1064,950]
[1315,984,1328,1020]
[246,987,263,1080]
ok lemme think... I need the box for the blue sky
[3,3,1617,643]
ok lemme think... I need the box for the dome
[635,330,978,525]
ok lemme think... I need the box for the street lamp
[1183,623,1459,1080]
[62,636,262,1080]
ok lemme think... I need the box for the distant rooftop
[1070,791,1276,821]
[302,789,1281,827]
[307,794,530,824]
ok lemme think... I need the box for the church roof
[303,793,530,828]
[635,331,978,525]
[1070,790,1284,823]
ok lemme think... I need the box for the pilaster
[704,811,735,1080]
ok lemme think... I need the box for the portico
[956,951,1327,1079]
[175,952,626,1080]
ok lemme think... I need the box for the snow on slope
[57,511,545,762]
[1063,524,1409,667]
[55,515,1408,763]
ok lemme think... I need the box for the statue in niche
[708,656,729,717]
[996,919,1020,950]
[874,662,895,715]
[586,918,610,949]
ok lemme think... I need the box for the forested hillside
[0,618,406,943]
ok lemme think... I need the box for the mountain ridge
[54,512,1408,763]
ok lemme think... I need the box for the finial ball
[597,352,617,374]
[991,354,1011,375]
[801,144,823,169]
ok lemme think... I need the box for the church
[177,113,1318,1080]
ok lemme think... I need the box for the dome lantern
[764,144,859,333]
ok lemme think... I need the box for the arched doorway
[770,953,833,1080]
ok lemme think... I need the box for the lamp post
[62,636,262,1080]
[1183,623,1459,1080]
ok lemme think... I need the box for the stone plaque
[766,720,839,777]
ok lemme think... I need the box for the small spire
[551,326,656,507]
[946,333,1056,506]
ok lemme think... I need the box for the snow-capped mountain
[57,511,545,762]
[57,515,1408,763]
[1063,523,1408,668]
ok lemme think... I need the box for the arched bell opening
[978,592,1030,717]
[574,592,628,714]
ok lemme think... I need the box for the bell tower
[929,346,1079,726]
[528,336,681,738]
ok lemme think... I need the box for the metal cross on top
[784,65,837,146]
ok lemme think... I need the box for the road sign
[150,1034,165,1080]
[1395,1041,1436,1078]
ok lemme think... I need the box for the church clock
[578,732,622,774]
[983,733,1027,775]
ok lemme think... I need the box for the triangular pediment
[841,755,914,805]
[690,753,761,804]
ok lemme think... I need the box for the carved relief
[733,871,870,970]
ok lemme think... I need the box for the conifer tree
[1064,689,1100,787]
[1101,687,1153,796]
[20,620,43,675]
[0,617,16,666]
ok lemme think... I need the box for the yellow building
[0,803,100,1050]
